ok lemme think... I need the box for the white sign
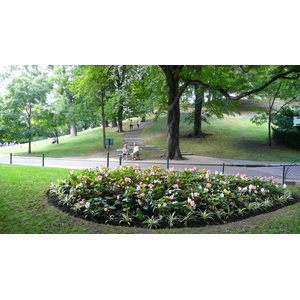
[293,116,300,126]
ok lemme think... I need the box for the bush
[272,106,300,149]
[48,165,291,229]
[272,128,300,149]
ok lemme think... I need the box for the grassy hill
[0,126,124,158]
[141,113,300,161]
[1,106,300,161]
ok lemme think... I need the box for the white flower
[85,202,90,209]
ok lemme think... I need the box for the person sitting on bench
[122,144,129,160]
[130,143,139,160]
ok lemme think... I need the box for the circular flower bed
[48,165,292,229]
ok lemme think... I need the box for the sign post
[293,116,300,127]
[105,138,114,168]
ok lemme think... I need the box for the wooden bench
[116,148,142,160]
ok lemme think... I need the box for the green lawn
[1,163,299,234]
[142,113,300,161]
[0,126,124,158]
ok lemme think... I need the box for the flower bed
[48,165,292,229]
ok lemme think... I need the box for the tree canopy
[1,65,300,157]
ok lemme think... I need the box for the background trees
[1,65,300,157]
[1,66,52,153]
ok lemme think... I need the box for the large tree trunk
[117,105,124,132]
[193,84,205,137]
[55,130,59,144]
[70,124,77,137]
[166,91,183,160]
[111,118,117,127]
[160,66,186,160]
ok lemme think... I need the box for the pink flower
[95,175,103,181]
[206,183,212,188]
[148,183,154,188]
[104,208,108,211]
[137,200,142,206]
[140,193,145,197]
[187,197,196,209]
[125,177,131,182]
[173,184,179,189]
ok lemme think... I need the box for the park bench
[116,148,142,160]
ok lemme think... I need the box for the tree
[159,66,189,160]
[3,66,51,153]
[107,65,139,132]
[251,78,300,147]
[69,65,113,149]
[35,101,68,144]
[250,83,282,147]
[51,65,79,137]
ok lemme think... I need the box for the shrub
[48,165,291,228]
[272,106,300,149]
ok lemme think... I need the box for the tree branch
[239,65,251,73]
[190,67,300,101]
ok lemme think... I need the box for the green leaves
[49,165,291,229]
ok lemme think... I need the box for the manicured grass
[0,164,144,233]
[0,126,124,158]
[1,163,299,233]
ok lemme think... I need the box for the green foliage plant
[48,165,292,229]
[142,216,161,229]
[272,106,300,149]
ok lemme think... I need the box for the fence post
[282,165,286,185]
[119,155,122,166]
[222,163,225,173]
[10,153,12,164]
[107,152,110,168]
[167,159,169,169]
[42,154,45,167]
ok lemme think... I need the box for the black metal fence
[3,153,300,185]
